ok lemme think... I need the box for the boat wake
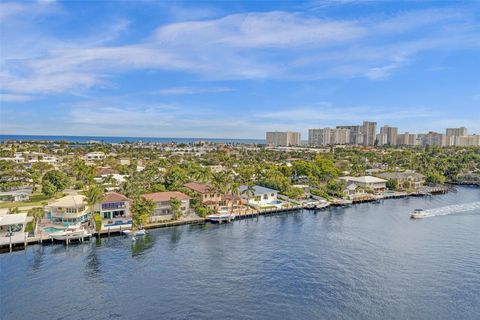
[416,201,480,218]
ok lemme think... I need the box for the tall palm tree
[169,197,182,220]
[228,179,240,214]
[28,207,44,236]
[210,171,228,195]
[241,183,256,213]
[84,184,103,229]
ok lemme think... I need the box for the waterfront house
[239,185,279,206]
[95,192,131,221]
[184,182,242,211]
[376,171,425,190]
[339,176,387,193]
[143,191,191,220]
[45,195,90,225]
[0,187,33,202]
[0,213,28,246]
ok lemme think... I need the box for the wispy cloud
[155,86,233,95]
[0,93,37,102]
[2,5,478,98]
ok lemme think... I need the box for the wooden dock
[0,186,457,254]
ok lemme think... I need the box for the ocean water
[1,186,479,320]
[0,134,265,144]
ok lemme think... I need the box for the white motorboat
[122,229,146,237]
[410,209,426,219]
[50,226,91,241]
[207,213,236,223]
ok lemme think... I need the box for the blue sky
[1,0,479,138]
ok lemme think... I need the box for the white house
[0,187,33,202]
[339,176,387,193]
[0,213,28,246]
[84,152,105,161]
[45,195,90,225]
[239,185,279,206]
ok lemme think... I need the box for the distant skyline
[1,0,479,138]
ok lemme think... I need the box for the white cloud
[154,11,366,48]
[1,5,479,97]
[155,86,233,95]
[0,94,37,102]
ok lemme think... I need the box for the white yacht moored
[50,225,91,241]
[122,229,146,237]
[207,213,236,223]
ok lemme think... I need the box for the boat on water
[50,225,91,241]
[122,229,146,237]
[207,213,236,223]
[410,209,427,219]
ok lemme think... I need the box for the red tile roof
[184,182,211,194]
[143,191,191,202]
[203,200,217,206]
[96,166,115,176]
[102,192,131,203]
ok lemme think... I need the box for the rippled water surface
[1,186,480,320]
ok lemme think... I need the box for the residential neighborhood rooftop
[0,213,28,226]
[340,176,388,183]
[184,182,212,194]
[48,195,86,207]
[101,192,131,203]
[239,185,279,195]
[143,191,191,202]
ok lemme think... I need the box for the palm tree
[103,174,117,188]
[241,183,256,213]
[228,179,240,214]
[84,184,103,229]
[28,207,44,236]
[169,197,182,220]
[210,171,228,195]
[131,197,155,230]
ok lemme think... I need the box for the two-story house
[184,182,242,211]
[95,192,132,220]
[45,195,90,225]
[377,171,425,190]
[143,191,191,220]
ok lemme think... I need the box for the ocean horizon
[0,134,266,145]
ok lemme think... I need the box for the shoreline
[2,185,473,254]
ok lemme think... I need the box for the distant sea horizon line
[0,134,266,144]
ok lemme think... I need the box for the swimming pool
[105,220,132,227]
[269,200,283,205]
[43,227,64,233]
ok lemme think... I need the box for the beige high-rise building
[419,132,447,146]
[308,129,330,146]
[362,121,377,146]
[379,125,398,146]
[397,132,418,146]
[266,131,301,146]
[446,127,468,137]
[336,125,363,145]
[309,128,350,146]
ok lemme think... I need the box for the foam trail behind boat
[419,201,480,218]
